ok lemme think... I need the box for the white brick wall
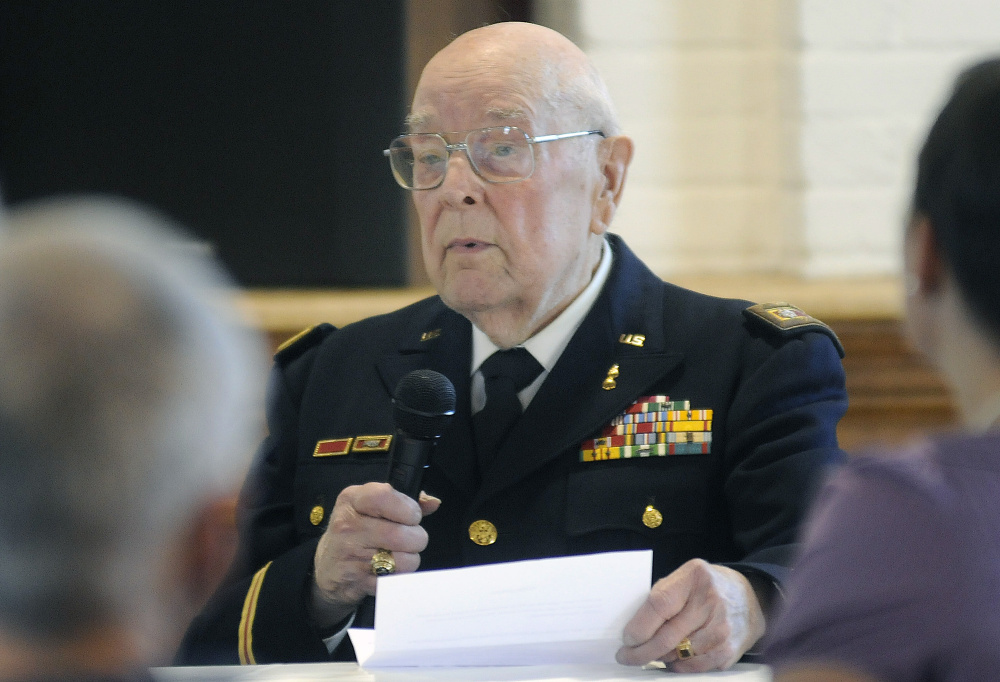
[535,0,1000,279]
[799,0,1000,276]
[564,0,801,275]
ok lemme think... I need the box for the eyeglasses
[383,126,605,190]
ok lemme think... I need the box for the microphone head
[392,369,456,439]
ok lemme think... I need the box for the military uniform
[178,234,847,664]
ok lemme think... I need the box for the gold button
[642,504,663,529]
[468,519,498,546]
[309,505,325,526]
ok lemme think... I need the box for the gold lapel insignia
[602,363,620,391]
[420,329,442,342]
[618,333,645,347]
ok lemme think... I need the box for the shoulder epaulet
[743,302,844,358]
[274,323,335,365]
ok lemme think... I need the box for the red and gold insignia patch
[351,435,393,453]
[313,438,353,457]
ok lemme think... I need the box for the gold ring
[675,637,694,660]
[371,549,395,576]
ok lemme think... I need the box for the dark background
[0,0,531,287]
[0,1,408,287]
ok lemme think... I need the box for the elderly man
[0,198,265,680]
[180,22,846,672]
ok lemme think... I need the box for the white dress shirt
[470,239,613,414]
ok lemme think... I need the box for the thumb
[417,491,442,516]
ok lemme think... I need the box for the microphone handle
[385,432,435,500]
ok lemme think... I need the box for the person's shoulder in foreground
[765,54,1000,682]
[764,433,1000,680]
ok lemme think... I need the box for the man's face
[409,56,605,337]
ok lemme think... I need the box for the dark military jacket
[177,234,847,665]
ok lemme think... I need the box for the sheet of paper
[349,550,652,668]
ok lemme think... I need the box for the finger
[333,547,423,598]
[618,561,723,666]
[616,599,712,666]
[372,550,421,576]
[671,599,749,671]
[620,569,692,648]
[667,566,759,672]
[356,515,430,555]
[418,491,442,516]
[616,602,711,667]
[669,642,731,674]
[344,482,423,525]
[622,559,719,647]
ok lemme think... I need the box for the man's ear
[591,135,634,236]
[908,214,946,296]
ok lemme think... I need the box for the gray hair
[0,197,266,640]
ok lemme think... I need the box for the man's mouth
[447,239,492,253]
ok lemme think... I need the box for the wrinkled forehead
[405,105,536,134]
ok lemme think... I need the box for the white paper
[349,550,652,668]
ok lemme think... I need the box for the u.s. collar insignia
[420,329,441,342]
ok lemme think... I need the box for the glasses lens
[468,127,533,183]
[389,135,447,189]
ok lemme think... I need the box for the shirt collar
[471,238,613,373]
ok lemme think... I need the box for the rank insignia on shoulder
[274,323,335,365]
[743,302,845,358]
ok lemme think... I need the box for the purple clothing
[765,432,1000,680]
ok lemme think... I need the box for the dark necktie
[473,348,544,471]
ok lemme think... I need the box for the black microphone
[385,369,456,500]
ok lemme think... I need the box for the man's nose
[437,148,483,205]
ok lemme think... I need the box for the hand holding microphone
[311,370,455,628]
[374,370,455,575]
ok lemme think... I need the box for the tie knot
[479,348,544,393]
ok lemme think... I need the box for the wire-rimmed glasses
[383,126,605,190]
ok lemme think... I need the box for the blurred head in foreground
[0,197,266,679]
[906,57,1000,421]
[765,57,1000,681]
